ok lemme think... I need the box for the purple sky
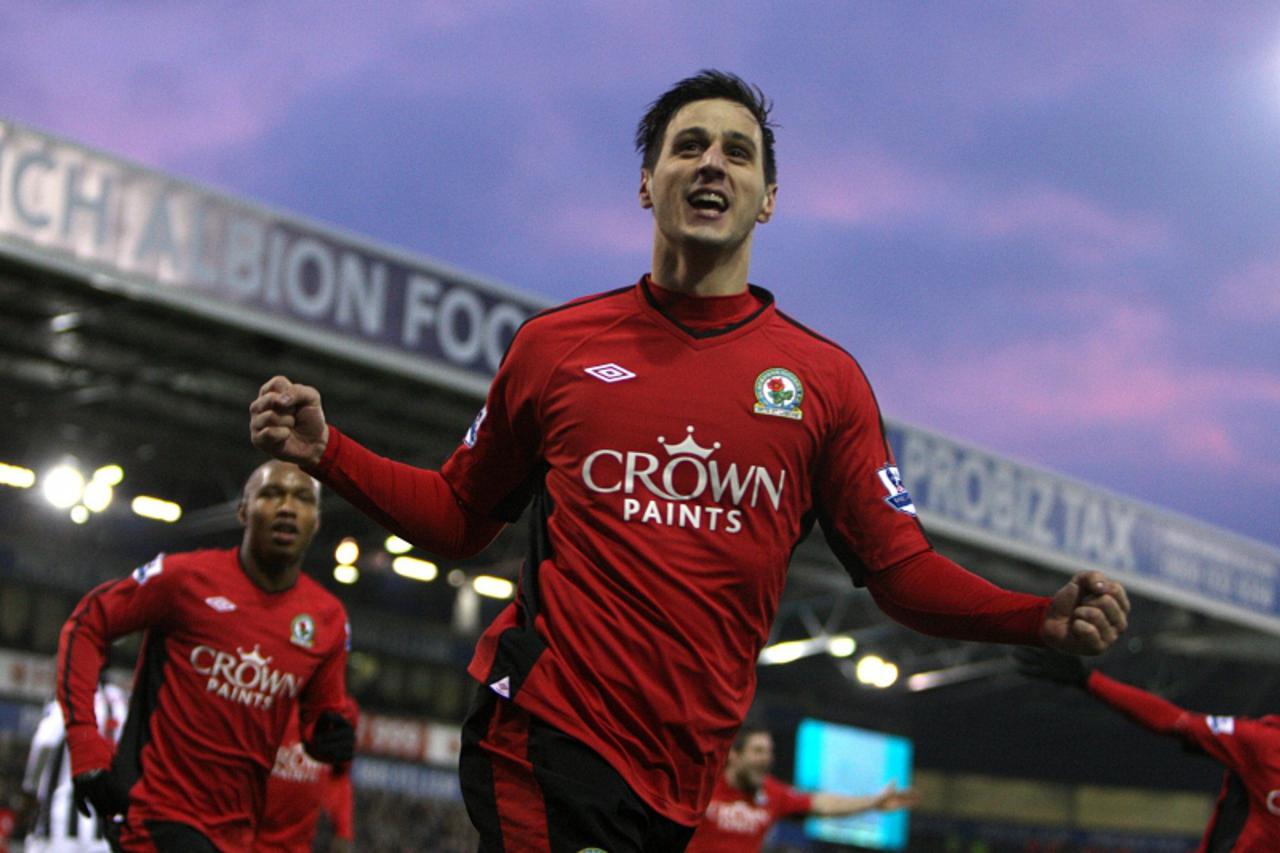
[4,2,1277,546]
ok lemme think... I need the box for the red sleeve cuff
[65,724,114,777]
[304,425,345,479]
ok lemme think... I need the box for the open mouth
[687,190,728,214]
[270,520,299,544]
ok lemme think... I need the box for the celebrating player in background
[56,461,355,852]
[255,698,357,853]
[22,681,128,852]
[250,70,1130,851]
[1016,648,1280,851]
[686,723,916,853]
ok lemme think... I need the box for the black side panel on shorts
[458,687,505,853]
[1204,771,1249,852]
[111,631,167,797]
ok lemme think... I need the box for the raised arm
[249,376,502,559]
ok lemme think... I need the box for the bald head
[237,460,321,585]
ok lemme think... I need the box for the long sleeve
[308,426,503,559]
[865,550,1049,644]
[1086,671,1185,735]
[56,554,173,776]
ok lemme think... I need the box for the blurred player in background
[250,70,1130,851]
[686,722,916,853]
[56,460,355,852]
[21,680,128,852]
[254,698,357,853]
[1016,647,1280,851]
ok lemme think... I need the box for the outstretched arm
[1015,648,1184,734]
[810,782,918,817]
[867,553,1129,654]
[249,376,502,559]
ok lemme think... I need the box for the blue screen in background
[793,718,913,850]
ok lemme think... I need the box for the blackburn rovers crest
[753,368,804,420]
[290,613,315,649]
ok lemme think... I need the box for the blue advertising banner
[886,420,1280,632]
[0,120,550,396]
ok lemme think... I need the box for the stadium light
[70,505,90,524]
[82,479,114,513]
[827,635,857,658]
[392,555,438,582]
[334,537,359,566]
[384,535,412,555]
[447,569,466,587]
[759,638,820,665]
[0,462,36,489]
[473,575,514,599]
[131,495,182,523]
[855,655,899,688]
[92,464,124,486]
[42,464,85,509]
[333,565,359,585]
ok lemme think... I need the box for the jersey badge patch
[489,676,511,698]
[877,464,917,516]
[204,596,237,613]
[584,362,636,383]
[1207,715,1235,735]
[132,554,164,585]
[753,368,803,420]
[463,407,487,448]
[290,614,316,649]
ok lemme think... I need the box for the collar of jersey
[635,275,775,347]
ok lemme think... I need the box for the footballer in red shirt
[1018,649,1280,851]
[251,71,1130,851]
[56,461,355,852]
[687,724,915,853]
[254,700,355,853]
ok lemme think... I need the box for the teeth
[690,192,727,210]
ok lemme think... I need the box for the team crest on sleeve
[132,554,165,585]
[463,406,487,448]
[877,465,917,516]
[753,368,804,420]
[290,614,316,649]
[1208,715,1235,735]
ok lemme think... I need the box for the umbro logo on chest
[584,363,636,383]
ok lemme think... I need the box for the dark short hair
[731,720,771,751]
[635,69,777,185]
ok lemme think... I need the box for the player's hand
[72,769,128,819]
[873,782,919,811]
[305,711,356,765]
[1038,571,1129,655]
[1014,646,1089,687]
[249,376,329,467]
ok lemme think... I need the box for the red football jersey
[255,712,354,852]
[314,277,1044,824]
[57,548,350,852]
[447,277,930,824]
[1088,672,1280,851]
[1177,713,1280,851]
[685,774,812,853]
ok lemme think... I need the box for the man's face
[728,731,774,790]
[238,462,320,571]
[640,98,777,253]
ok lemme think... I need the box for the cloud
[783,144,1170,266]
[1215,253,1280,323]
[892,292,1280,474]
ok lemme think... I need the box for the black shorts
[459,685,696,853]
